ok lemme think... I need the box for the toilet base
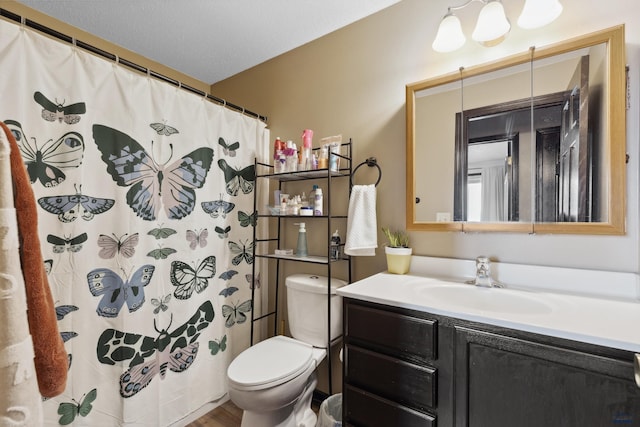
[240,372,318,427]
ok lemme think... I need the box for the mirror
[406,26,626,234]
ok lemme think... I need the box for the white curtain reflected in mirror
[467,140,510,222]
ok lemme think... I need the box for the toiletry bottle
[295,222,308,257]
[301,129,313,171]
[314,187,323,216]
[273,136,284,172]
[285,141,297,172]
[318,146,328,169]
[309,185,318,208]
[329,142,340,172]
[277,153,286,174]
[330,229,341,260]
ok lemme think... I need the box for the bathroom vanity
[339,263,640,427]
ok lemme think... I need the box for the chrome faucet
[468,256,502,288]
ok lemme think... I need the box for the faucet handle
[476,256,490,265]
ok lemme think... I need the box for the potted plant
[382,227,412,274]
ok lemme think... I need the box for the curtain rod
[0,8,268,123]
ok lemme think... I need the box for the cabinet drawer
[344,384,436,427]
[345,302,437,361]
[346,345,437,411]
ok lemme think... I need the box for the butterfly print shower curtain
[0,18,268,426]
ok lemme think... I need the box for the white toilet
[227,274,346,427]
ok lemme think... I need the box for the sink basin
[417,283,554,315]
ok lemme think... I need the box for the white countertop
[337,271,640,353]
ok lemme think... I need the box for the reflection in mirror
[406,25,626,234]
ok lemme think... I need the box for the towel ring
[350,157,382,187]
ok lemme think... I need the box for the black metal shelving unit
[249,139,353,395]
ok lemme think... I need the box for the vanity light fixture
[432,0,563,53]
[517,0,563,29]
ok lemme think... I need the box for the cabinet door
[454,326,640,427]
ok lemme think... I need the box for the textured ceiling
[18,0,401,84]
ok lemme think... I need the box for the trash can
[316,393,342,427]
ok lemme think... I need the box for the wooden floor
[186,399,322,427]
[186,401,242,427]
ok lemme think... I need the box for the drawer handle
[635,354,640,389]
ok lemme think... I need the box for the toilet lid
[228,336,313,389]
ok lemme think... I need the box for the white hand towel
[344,184,377,256]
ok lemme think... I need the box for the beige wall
[212,0,640,278]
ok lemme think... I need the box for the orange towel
[0,121,67,398]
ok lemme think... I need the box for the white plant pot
[385,246,412,274]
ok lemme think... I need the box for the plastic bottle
[301,129,313,171]
[295,222,308,257]
[329,142,340,172]
[273,136,284,167]
[276,153,286,174]
[309,185,318,208]
[314,187,323,216]
[330,229,341,260]
[285,141,297,172]
[318,146,328,169]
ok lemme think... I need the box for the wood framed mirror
[406,25,626,234]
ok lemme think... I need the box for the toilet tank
[285,274,347,347]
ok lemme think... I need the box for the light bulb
[518,0,563,29]
[432,13,466,53]
[472,0,511,47]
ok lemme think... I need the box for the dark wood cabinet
[455,326,640,427]
[343,298,640,427]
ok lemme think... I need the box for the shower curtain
[0,18,268,426]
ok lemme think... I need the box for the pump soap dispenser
[295,222,308,257]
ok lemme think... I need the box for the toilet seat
[228,336,314,391]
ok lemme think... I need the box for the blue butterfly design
[38,186,114,222]
[218,269,238,281]
[92,125,214,221]
[60,331,78,343]
[56,304,79,321]
[87,265,155,318]
[219,286,239,297]
[201,195,235,218]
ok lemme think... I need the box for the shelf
[250,139,353,396]
[257,253,346,264]
[257,214,348,219]
[257,168,351,181]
